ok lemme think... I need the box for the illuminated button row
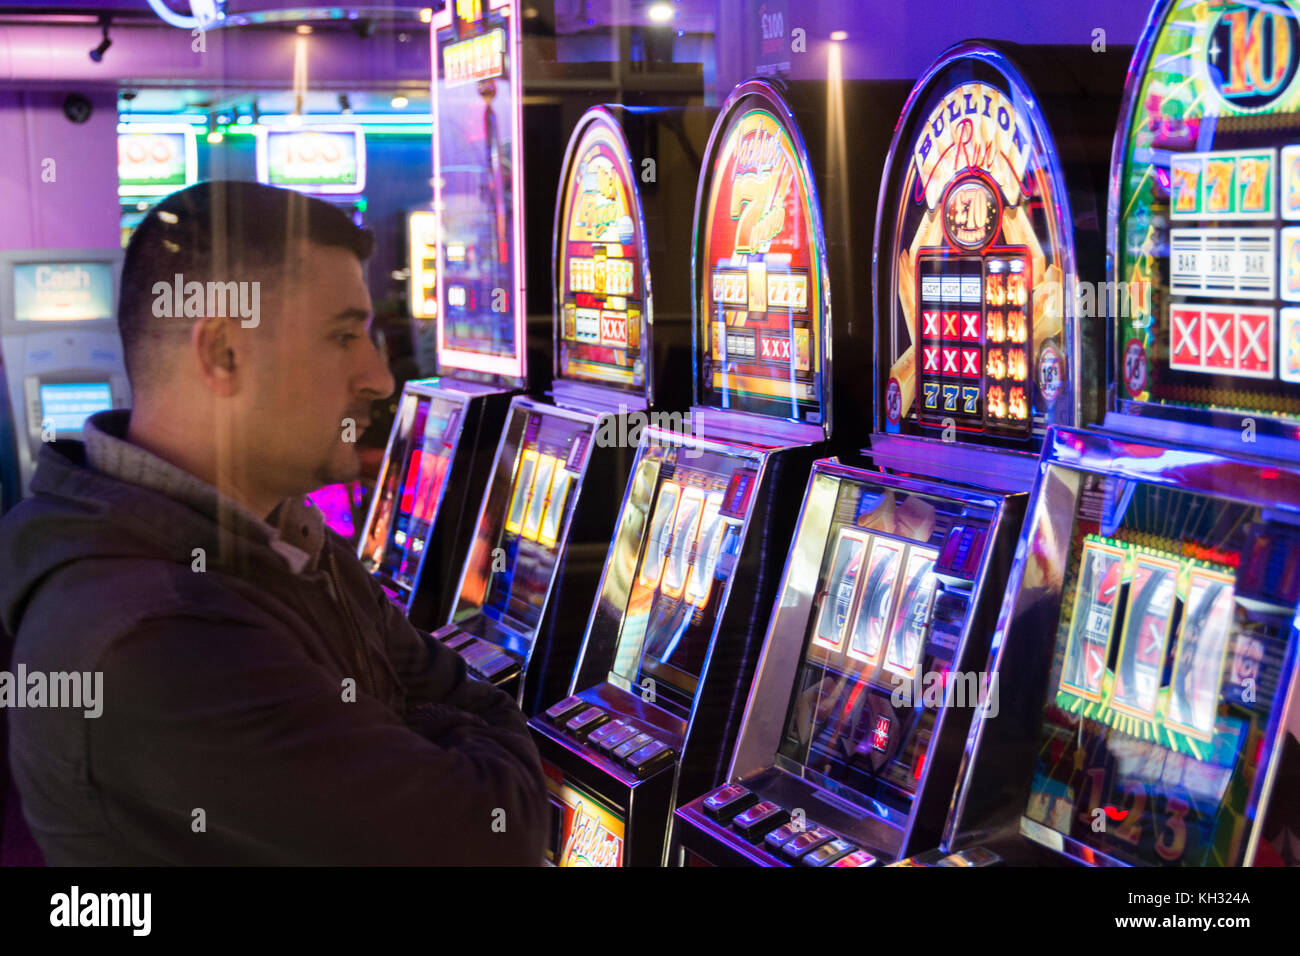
[437,629,520,683]
[698,783,877,867]
[543,696,676,778]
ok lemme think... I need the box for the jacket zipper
[327,548,379,699]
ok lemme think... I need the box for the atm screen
[1021,476,1297,866]
[611,448,755,718]
[471,412,592,633]
[14,262,115,322]
[777,478,987,810]
[39,382,113,433]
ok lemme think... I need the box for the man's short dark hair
[118,180,374,389]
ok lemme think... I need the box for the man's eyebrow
[329,308,372,323]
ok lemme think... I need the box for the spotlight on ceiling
[89,16,112,63]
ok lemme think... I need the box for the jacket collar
[81,409,323,574]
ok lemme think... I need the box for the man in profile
[0,181,547,865]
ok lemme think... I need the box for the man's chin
[314,450,363,488]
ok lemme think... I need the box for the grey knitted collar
[82,410,323,574]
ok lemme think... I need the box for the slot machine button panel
[801,838,855,867]
[763,821,805,852]
[780,825,836,861]
[544,695,586,723]
[702,784,759,822]
[612,733,653,760]
[475,653,520,682]
[565,706,611,739]
[594,721,640,753]
[731,801,790,842]
[831,849,879,868]
[442,631,476,651]
[458,640,496,668]
[625,739,675,777]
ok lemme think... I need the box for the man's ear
[192,314,241,396]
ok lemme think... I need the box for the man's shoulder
[14,554,276,670]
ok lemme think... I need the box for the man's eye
[335,333,360,347]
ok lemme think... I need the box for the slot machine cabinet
[671,42,1124,867]
[940,427,1300,867]
[930,0,1300,869]
[357,380,504,624]
[355,0,529,626]
[1106,0,1300,460]
[430,106,708,717]
[674,460,1023,866]
[527,79,865,867]
[871,40,1124,490]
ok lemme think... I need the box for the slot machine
[673,41,1126,866]
[356,0,528,626]
[428,105,707,716]
[527,76,904,867]
[929,0,1300,869]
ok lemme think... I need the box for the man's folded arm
[89,615,548,865]
[362,566,533,731]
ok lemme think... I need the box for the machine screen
[697,99,827,426]
[556,112,648,393]
[459,411,593,633]
[1115,0,1300,427]
[610,446,755,718]
[883,63,1074,445]
[359,391,461,591]
[409,210,438,321]
[1022,475,1298,865]
[777,479,987,811]
[38,382,112,433]
[432,0,526,382]
[257,127,365,194]
[13,262,115,322]
[118,127,196,197]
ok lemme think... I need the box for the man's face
[235,240,394,505]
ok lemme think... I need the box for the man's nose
[360,336,396,398]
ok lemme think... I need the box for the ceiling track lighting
[89,15,112,63]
